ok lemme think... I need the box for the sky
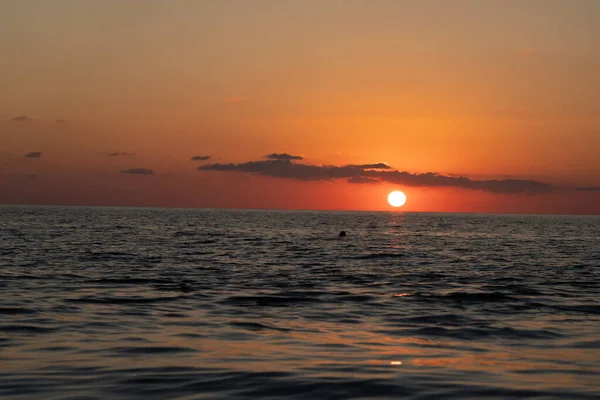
[1,0,599,213]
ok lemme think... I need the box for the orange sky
[1,1,599,213]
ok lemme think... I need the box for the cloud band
[198,157,556,194]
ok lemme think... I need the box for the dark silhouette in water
[339,231,346,237]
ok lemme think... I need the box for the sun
[388,191,407,207]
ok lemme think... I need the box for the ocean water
[1,206,599,400]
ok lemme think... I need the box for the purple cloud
[121,168,153,175]
[11,116,33,122]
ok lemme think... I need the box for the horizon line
[0,202,598,217]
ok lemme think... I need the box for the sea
[1,206,599,399]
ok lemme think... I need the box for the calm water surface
[1,206,599,399]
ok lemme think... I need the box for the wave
[352,253,405,260]
[230,321,291,332]
[0,324,58,334]
[110,346,199,355]
[221,295,321,307]
[0,307,37,315]
[66,295,186,305]
[412,291,517,303]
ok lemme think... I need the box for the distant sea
[1,206,599,399]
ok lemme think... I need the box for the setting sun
[388,191,407,208]
[2,2,600,400]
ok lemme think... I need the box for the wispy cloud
[348,176,379,184]
[11,116,33,122]
[24,152,42,158]
[198,156,556,194]
[265,153,304,161]
[518,49,541,58]
[225,96,247,103]
[109,152,135,157]
[575,186,600,192]
[349,163,391,170]
[191,155,211,161]
[121,168,153,175]
[56,118,67,124]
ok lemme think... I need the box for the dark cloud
[265,153,304,161]
[56,119,67,124]
[121,168,153,175]
[368,171,554,194]
[349,163,391,170]
[198,158,556,194]
[348,176,379,184]
[191,155,211,161]
[199,160,363,181]
[24,152,42,158]
[109,152,135,157]
[11,116,33,122]
[576,186,600,192]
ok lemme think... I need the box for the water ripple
[0,206,599,399]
